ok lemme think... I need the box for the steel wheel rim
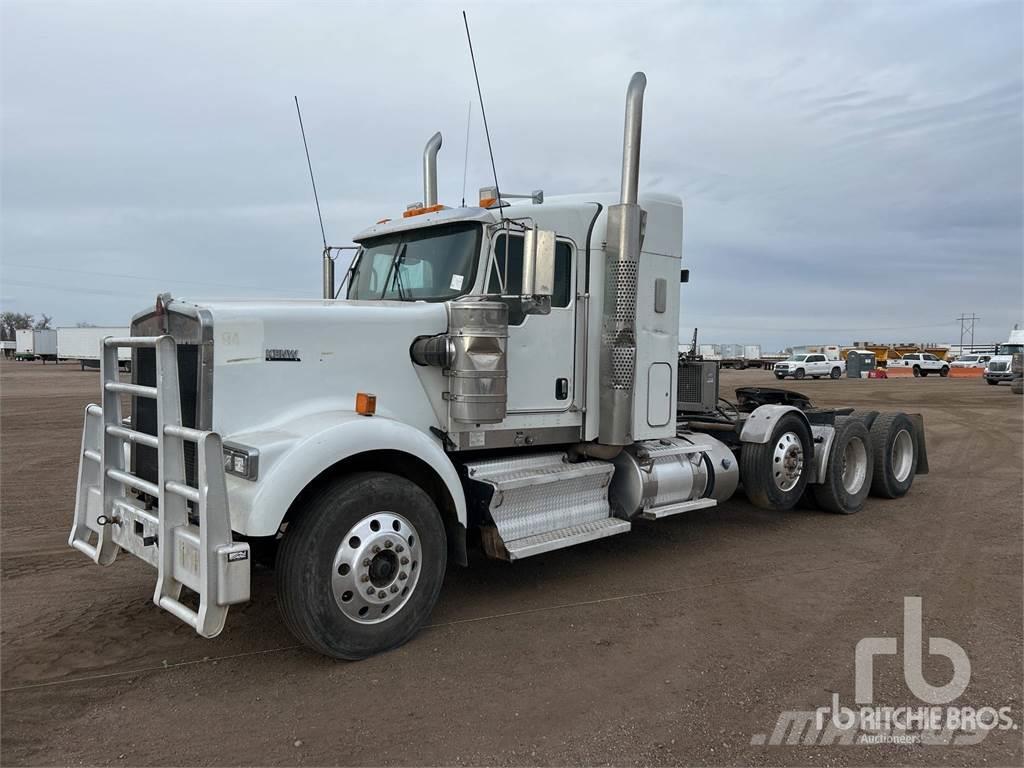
[891,429,914,483]
[772,431,804,492]
[841,437,868,494]
[331,511,422,624]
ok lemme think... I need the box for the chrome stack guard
[68,335,250,638]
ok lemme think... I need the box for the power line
[3,263,306,294]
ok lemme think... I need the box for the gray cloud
[1,0,1021,350]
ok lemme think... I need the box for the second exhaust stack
[598,72,647,446]
[423,131,443,207]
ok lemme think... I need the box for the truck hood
[173,298,450,438]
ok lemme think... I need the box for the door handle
[555,378,569,400]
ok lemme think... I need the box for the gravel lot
[2,359,1021,766]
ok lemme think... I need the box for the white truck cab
[773,354,844,380]
[68,73,930,659]
[984,328,1024,385]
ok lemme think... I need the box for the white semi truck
[68,73,929,659]
[984,327,1024,385]
[15,328,57,361]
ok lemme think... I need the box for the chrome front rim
[891,429,914,483]
[772,432,804,492]
[841,437,868,494]
[331,512,422,624]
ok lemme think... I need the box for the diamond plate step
[504,518,631,560]
[466,451,621,560]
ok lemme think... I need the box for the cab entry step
[465,452,629,560]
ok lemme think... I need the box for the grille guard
[68,335,249,638]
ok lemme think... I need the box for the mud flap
[906,413,929,475]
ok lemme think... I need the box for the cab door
[485,231,576,412]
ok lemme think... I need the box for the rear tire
[912,366,922,377]
[830,367,842,379]
[868,413,918,499]
[276,472,447,659]
[741,413,813,511]
[811,417,873,514]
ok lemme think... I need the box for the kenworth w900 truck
[69,73,928,659]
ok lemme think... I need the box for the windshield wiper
[381,243,408,301]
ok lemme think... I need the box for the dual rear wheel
[742,411,919,514]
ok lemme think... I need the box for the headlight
[223,442,259,480]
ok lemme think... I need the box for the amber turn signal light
[355,392,377,416]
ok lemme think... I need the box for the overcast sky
[2,0,1021,351]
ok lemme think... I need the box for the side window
[924,354,937,361]
[809,354,824,363]
[487,234,573,308]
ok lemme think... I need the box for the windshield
[347,222,481,301]
[997,344,1023,356]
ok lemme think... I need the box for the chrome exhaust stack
[598,72,647,446]
[423,131,443,207]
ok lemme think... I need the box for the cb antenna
[294,95,328,250]
[462,11,504,221]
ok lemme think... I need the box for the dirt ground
[1,359,1021,766]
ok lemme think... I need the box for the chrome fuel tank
[609,433,738,519]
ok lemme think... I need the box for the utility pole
[957,313,980,352]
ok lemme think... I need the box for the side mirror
[521,229,556,298]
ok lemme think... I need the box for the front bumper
[68,335,250,638]
[985,370,1013,381]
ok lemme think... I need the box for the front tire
[940,366,949,377]
[812,417,873,514]
[986,378,999,386]
[276,472,447,659]
[794,368,806,380]
[741,413,813,511]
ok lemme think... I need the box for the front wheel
[830,367,842,379]
[741,413,813,511]
[276,472,447,659]
[939,366,949,377]
[794,368,806,380]
[986,378,999,386]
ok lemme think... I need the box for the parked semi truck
[15,328,57,361]
[984,327,1024,385]
[68,73,928,659]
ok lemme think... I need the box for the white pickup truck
[773,354,844,380]
[887,352,949,377]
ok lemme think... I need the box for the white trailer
[1,340,14,358]
[57,327,131,370]
[15,329,57,361]
[68,72,930,660]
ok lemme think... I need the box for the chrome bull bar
[69,335,250,638]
